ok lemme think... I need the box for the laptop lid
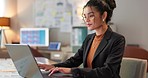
[5,44,44,78]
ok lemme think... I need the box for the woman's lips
[87,24,92,27]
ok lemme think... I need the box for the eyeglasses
[82,12,95,22]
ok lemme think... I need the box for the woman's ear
[102,11,107,22]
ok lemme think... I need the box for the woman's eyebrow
[87,12,94,15]
[83,12,94,16]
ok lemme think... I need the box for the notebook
[5,44,72,78]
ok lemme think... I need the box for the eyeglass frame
[82,11,95,23]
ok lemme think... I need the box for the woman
[39,0,125,78]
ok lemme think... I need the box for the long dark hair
[83,0,116,23]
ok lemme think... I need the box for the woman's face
[82,6,103,30]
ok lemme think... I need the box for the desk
[0,58,58,78]
[0,46,73,60]
[0,58,73,78]
[0,58,22,78]
[0,47,73,78]
[38,46,73,62]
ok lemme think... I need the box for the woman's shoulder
[112,32,125,39]
[111,31,125,42]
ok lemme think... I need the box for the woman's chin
[87,27,94,30]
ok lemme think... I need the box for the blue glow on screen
[39,30,45,44]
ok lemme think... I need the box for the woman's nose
[85,17,90,22]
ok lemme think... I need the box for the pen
[48,67,58,76]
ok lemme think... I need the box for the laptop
[5,44,73,78]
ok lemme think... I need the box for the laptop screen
[5,44,44,78]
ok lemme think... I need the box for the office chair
[120,57,147,78]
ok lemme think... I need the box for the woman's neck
[95,24,108,36]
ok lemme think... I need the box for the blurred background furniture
[0,48,43,58]
[0,48,10,58]
[120,57,147,78]
[0,17,10,47]
[124,46,148,72]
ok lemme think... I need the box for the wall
[9,0,148,50]
[112,0,148,51]
[17,0,35,28]
[17,0,71,46]
[3,0,17,43]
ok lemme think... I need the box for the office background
[1,0,148,51]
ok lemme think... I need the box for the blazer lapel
[93,37,108,60]
[83,34,95,66]
[93,27,112,61]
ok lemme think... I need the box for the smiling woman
[0,0,5,17]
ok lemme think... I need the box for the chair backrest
[124,46,148,72]
[120,57,147,78]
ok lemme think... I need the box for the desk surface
[0,58,72,78]
[0,47,73,78]
[0,58,73,78]
[0,58,22,78]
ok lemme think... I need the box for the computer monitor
[20,28,49,47]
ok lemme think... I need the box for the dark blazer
[54,27,126,78]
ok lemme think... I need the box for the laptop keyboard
[40,69,50,74]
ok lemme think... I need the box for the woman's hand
[48,67,72,76]
[58,67,71,74]
[38,64,71,76]
[38,64,55,71]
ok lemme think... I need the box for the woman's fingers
[58,67,71,74]
[38,64,55,71]
[48,67,59,76]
